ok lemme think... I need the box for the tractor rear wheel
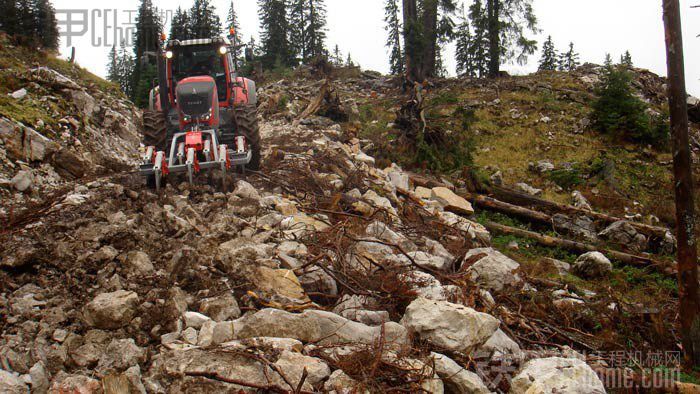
[142,110,168,188]
[142,110,168,151]
[234,104,261,171]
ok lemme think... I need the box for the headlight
[165,51,173,59]
[183,115,191,122]
[201,113,211,121]
[219,46,228,55]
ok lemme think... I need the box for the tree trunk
[662,0,700,367]
[421,0,439,79]
[487,0,500,78]
[402,0,420,82]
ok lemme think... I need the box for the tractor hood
[176,76,218,119]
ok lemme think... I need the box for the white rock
[400,297,499,353]
[183,311,212,329]
[431,353,490,394]
[83,290,139,329]
[365,221,417,252]
[463,248,522,292]
[199,294,241,322]
[11,170,33,192]
[572,251,612,278]
[431,187,474,215]
[10,89,27,100]
[324,369,366,393]
[437,212,491,242]
[182,327,198,345]
[510,357,606,394]
[233,180,261,200]
[333,295,390,326]
[572,191,592,210]
[515,182,542,196]
[478,329,524,361]
[274,351,331,389]
[0,369,27,394]
[355,151,375,165]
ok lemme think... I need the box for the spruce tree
[620,50,633,67]
[289,0,307,62]
[479,0,538,77]
[226,2,243,63]
[0,0,20,35]
[189,0,222,39]
[305,0,327,59]
[132,0,162,105]
[258,0,293,69]
[454,8,472,76]
[117,40,135,97]
[604,53,613,69]
[34,0,59,50]
[384,0,404,75]
[346,53,354,67]
[559,42,580,71]
[465,0,489,77]
[170,7,190,40]
[332,44,342,66]
[538,35,558,71]
[107,45,119,83]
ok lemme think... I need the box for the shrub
[592,66,669,146]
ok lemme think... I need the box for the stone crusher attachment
[140,29,261,191]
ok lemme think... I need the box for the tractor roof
[166,37,231,49]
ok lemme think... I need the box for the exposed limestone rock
[463,248,522,292]
[572,251,612,278]
[431,353,490,394]
[199,294,241,322]
[400,297,499,353]
[83,290,139,329]
[510,357,606,394]
[431,187,474,215]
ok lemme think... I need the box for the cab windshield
[171,44,227,101]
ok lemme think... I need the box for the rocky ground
[0,39,697,392]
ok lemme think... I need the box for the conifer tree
[476,0,538,77]
[132,0,162,105]
[258,0,294,69]
[346,53,354,67]
[289,0,307,62]
[331,44,342,66]
[384,0,404,75]
[35,0,59,50]
[620,50,633,67]
[107,45,119,83]
[538,35,558,71]
[306,0,327,59]
[189,0,222,39]
[0,0,19,35]
[170,7,190,40]
[226,2,243,62]
[117,40,135,97]
[454,9,472,76]
[559,42,580,71]
[458,0,489,78]
[604,53,613,69]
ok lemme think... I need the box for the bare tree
[662,0,700,367]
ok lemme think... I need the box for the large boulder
[477,329,524,361]
[599,221,647,253]
[510,357,606,394]
[463,248,522,292]
[400,297,499,353]
[83,290,139,329]
[431,187,474,215]
[553,214,598,243]
[431,353,490,394]
[572,252,612,278]
[0,369,27,394]
[233,308,409,349]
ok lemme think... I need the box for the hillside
[0,38,699,392]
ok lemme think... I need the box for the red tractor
[140,31,260,190]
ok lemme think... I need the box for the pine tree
[170,7,190,40]
[117,40,135,96]
[289,0,307,62]
[0,0,20,36]
[480,0,538,78]
[132,0,162,104]
[331,44,342,66]
[258,0,294,69]
[346,53,354,67]
[454,7,472,76]
[16,1,37,43]
[306,0,327,59]
[465,0,490,77]
[107,45,119,83]
[538,35,557,71]
[434,44,447,78]
[189,0,222,39]
[620,50,633,67]
[226,2,243,63]
[559,42,580,71]
[384,0,404,75]
[34,0,59,50]
[604,53,613,69]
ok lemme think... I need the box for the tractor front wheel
[234,104,261,171]
[142,110,168,188]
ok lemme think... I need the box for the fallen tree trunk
[483,221,676,275]
[294,79,331,125]
[487,186,671,238]
[465,193,552,224]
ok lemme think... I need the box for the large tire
[233,104,261,171]
[142,110,168,189]
[142,110,168,151]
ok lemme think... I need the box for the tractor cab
[140,32,261,191]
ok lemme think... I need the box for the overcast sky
[54,0,700,95]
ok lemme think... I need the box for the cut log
[487,186,671,238]
[483,221,676,275]
[465,193,552,224]
[294,79,331,125]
